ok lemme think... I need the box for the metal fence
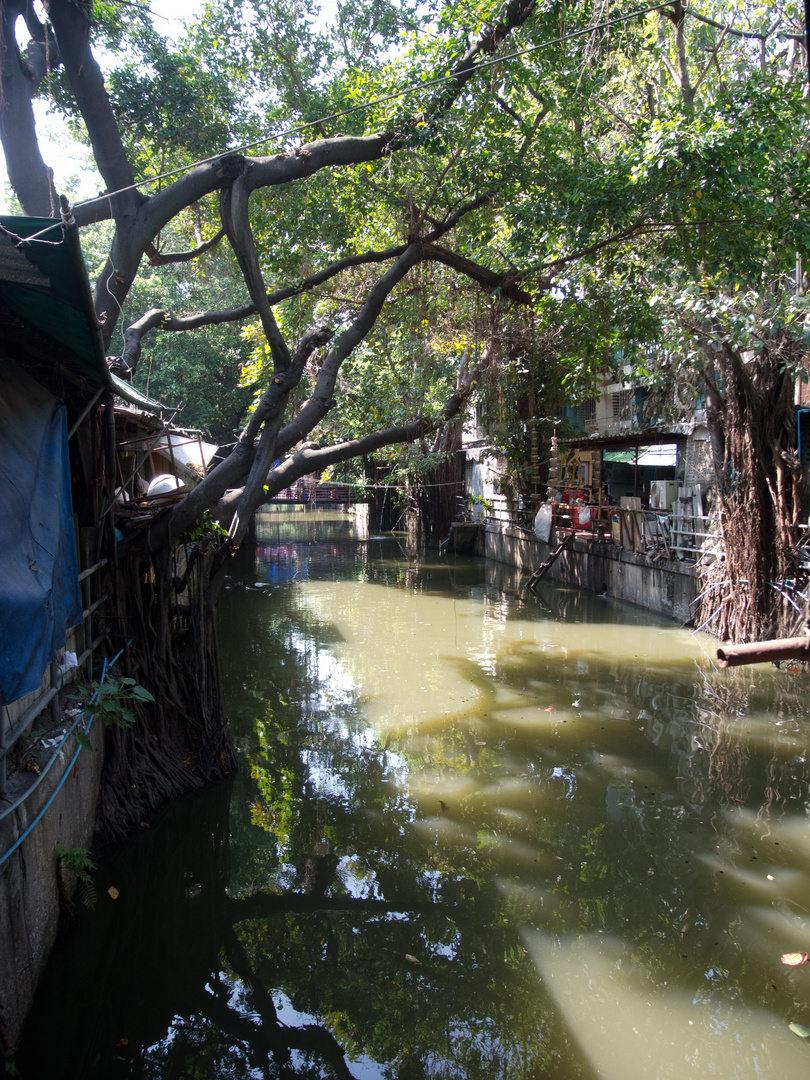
[477,496,722,564]
[0,558,110,802]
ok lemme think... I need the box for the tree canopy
[1,0,808,620]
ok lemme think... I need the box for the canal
[18,508,810,1078]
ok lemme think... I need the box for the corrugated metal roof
[109,371,168,412]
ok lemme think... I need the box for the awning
[563,429,690,451]
[604,444,678,467]
[0,215,110,387]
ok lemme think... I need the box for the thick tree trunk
[98,542,236,846]
[695,341,802,642]
[412,419,465,548]
[0,0,60,215]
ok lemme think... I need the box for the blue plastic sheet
[0,361,82,706]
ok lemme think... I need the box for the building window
[612,389,631,417]
[569,400,596,426]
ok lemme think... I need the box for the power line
[68,2,672,219]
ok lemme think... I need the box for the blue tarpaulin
[0,360,82,706]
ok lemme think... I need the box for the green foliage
[181,510,229,543]
[466,493,493,514]
[17,0,810,525]
[106,47,236,176]
[651,276,810,374]
[69,675,155,738]
[56,842,97,909]
[126,246,254,441]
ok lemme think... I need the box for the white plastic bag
[534,503,553,543]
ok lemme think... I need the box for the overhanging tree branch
[118,196,507,374]
[47,0,139,211]
[226,326,334,550]
[141,243,425,552]
[64,0,535,336]
[119,243,412,371]
[215,343,489,524]
[0,0,60,215]
[220,172,292,371]
[145,226,227,266]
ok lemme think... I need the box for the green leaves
[70,675,155,732]
[107,49,236,173]
[56,842,98,909]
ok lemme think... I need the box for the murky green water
[19,509,810,1079]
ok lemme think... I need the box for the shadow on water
[17,509,810,1079]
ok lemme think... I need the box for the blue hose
[0,646,126,868]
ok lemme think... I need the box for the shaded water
[18,509,810,1079]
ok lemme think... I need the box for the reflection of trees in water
[31,540,810,1078]
[215,579,586,1078]
[221,569,810,1078]
[638,663,810,820]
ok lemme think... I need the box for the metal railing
[271,480,367,503]
[0,558,110,801]
[477,498,722,563]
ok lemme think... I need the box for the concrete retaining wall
[0,722,104,1052]
[483,522,697,624]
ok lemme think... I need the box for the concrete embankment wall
[482,521,697,625]
[0,724,104,1051]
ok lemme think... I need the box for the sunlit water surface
[18,508,810,1079]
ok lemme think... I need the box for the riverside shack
[0,213,229,1054]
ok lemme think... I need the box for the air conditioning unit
[649,480,679,512]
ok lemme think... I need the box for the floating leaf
[782,952,809,967]
[789,1022,810,1038]
[108,885,120,900]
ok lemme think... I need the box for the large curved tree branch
[47,0,138,210]
[118,196,503,375]
[139,244,424,554]
[133,232,505,564]
[53,0,536,343]
[215,346,488,524]
[226,326,334,550]
[422,243,534,303]
[220,174,292,371]
[270,243,426,458]
[118,243,411,373]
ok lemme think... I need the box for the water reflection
[18,509,810,1079]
